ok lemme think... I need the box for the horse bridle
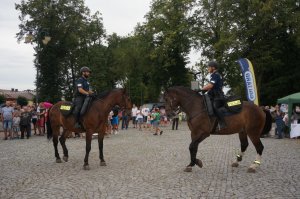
[166,91,207,120]
[165,93,179,116]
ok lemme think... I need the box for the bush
[0,94,5,104]
[17,96,28,107]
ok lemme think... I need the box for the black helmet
[207,61,218,69]
[80,66,91,73]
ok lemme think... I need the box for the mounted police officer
[202,61,226,129]
[73,66,93,128]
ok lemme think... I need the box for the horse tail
[261,110,272,136]
[47,106,54,140]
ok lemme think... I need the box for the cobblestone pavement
[0,122,299,199]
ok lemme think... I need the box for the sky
[0,0,200,91]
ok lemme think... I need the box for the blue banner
[237,58,259,105]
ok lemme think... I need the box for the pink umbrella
[42,102,53,109]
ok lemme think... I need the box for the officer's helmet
[207,61,219,69]
[80,66,91,73]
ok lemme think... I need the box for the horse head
[121,88,132,116]
[163,88,180,118]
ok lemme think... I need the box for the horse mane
[97,90,111,99]
[96,88,124,99]
[169,86,199,97]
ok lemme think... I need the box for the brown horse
[164,86,266,173]
[49,88,132,170]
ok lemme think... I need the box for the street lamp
[25,29,51,105]
[190,71,201,90]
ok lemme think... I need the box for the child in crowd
[111,109,119,134]
[146,113,152,130]
[152,108,163,135]
[20,106,32,139]
[136,110,143,131]
[12,113,20,139]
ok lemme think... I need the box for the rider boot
[73,109,82,129]
[215,108,227,129]
[73,97,84,129]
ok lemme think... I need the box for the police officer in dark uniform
[202,61,226,129]
[73,66,93,128]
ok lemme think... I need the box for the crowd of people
[0,99,184,140]
[262,105,300,139]
[3,99,297,140]
[105,104,185,136]
[0,101,51,140]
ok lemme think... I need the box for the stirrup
[218,122,227,130]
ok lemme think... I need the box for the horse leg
[52,126,62,163]
[98,132,106,166]
[247,136,264,173]
[59,129,69,162]
[184,132,209,172]
[83,132,93,170]
[232,131,249,167]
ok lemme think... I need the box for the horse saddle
[203,95,243,117]
[59,102,73,116]
[59,96,93,117]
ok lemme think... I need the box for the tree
[17,96,28,107]
[192,0,300,104]
[0,94,5,105]
[136,0,195,93]
[16,0,106,102]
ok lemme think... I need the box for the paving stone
[0,122,299,198]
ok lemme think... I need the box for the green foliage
[17,96,28,107]
[0,94,5,104]
[16,0,300,105]
[192,0,300,105]
[141,0,195,88]
[16,0,106,103]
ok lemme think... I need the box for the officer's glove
[90,93,97,98]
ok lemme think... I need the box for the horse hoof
[237,156,242,162]
[63,156,68,162]
[247,167,256,173]
[83,165,90,170]
[195,159,203,168]
[100,162,107,166]
[184,166,192,172]
[232,162,239,167]
[56,159,62,163]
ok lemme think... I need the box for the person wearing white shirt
[141,106,150,126]
[131,104,138,128]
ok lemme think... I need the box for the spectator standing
[37,103,46,136]
[12,111,20,139]
[0,101,14,140]
[43,102,53,140]
[146,112,152,130]
[106,111,113,135]
[111,107,119,134]
[274,105,285,139]
[172,113,179,130]
[131,104,138,128]
[20,106,32,139]
[153,108,163,135]
[136,109,143,131]
[141,105,150,127]
[121,109,129,130]
[31,105,38,135]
